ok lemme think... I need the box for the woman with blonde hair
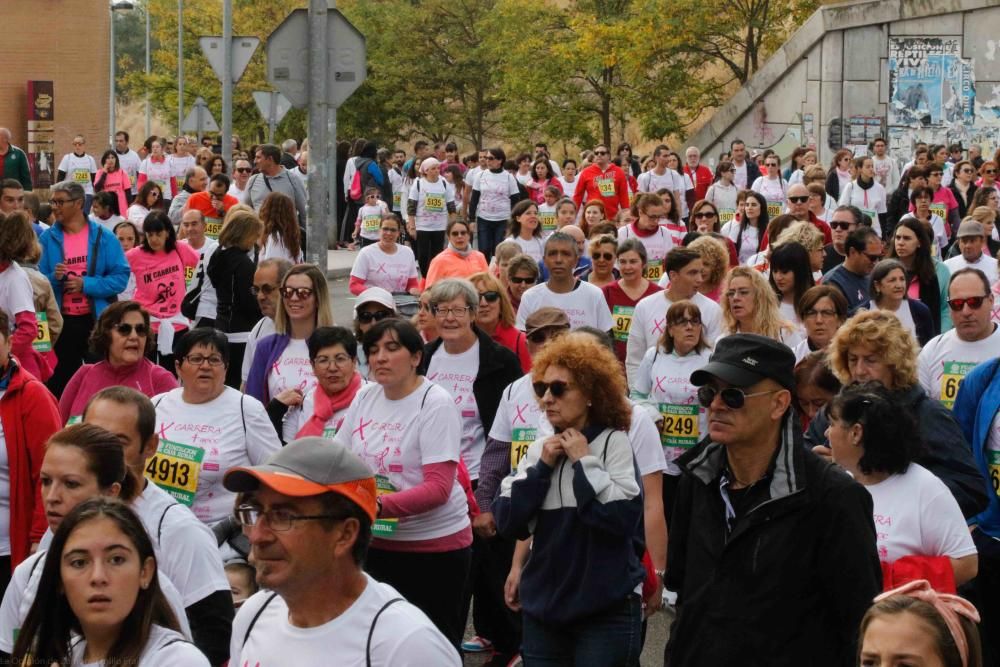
[804,309,987,519]
[687,235,729,302]
[259,191,303,263]
[720,266,804,346]
[469,271,530,371]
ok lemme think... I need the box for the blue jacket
[952,358,1000,535]
[38,220,130,316]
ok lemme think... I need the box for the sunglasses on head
[357,309,394,323]
[479,291,500,303]
[114,323,148,337]
[947,295,988,311]
[787,196,809,204]
[697,385,780,409]
[533,380,573,398]
[509,276,535,285]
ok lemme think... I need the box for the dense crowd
[0,125,997,665]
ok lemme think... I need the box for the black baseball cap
[690,334,796,391]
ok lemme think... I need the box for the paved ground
[326,253,671,666]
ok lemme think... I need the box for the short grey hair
[258,257,293,283]
[184,166,207,186]
[429,278,479,313]
[51,181,85,201]
[281,139,298,153]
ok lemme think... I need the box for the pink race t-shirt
[62,227,90,316]
[126,244,199,331]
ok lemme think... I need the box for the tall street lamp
[109,0,135,147]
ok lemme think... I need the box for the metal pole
[145,4,151,138]
[110,5,116,146]
[178,0,184,133]
[222,0,233,160]
[196,103,203,143]
[307,0,329,273]
[267,93,277,144]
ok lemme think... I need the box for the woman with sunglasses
[246,264,333,442]
[505,254,539,313]
[126,181,163,226]
[721,266,804,347]
[750,154,788,211]
[616,193,673,283]
[207,208,263,387]
[505,200,545,263]
[424,218,488,289]
[470,272,530,372]
[494,333,644,665]
[805,310,987,520]
[353,287,399,379]
[688,200,721,234]
[869,258,934,346]
[839,156,888,235]
[977,160,1000,194]
[720,191,768,265]
[413,290,438,343]
[59,301,176,424]
[136,139,176,207]
[333,318,473,646]
[349,213,420,297]
[826,148,855,202]
[949,160,980,220]
[600,239,661,364]
[826,382,978,590]
[889,217,952,335]
[791,285,848,362]
[582,234,618,289]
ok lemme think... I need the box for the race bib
[540,212,557,234]
[153,178,169,194]
[940,361,977,409]
[612,305,634,343]
[362,214,381,234]
[766,201,783,218]
[989,450,1000,497]
[510,427,537,470]
[424,194,445,213]
[644,260,664,281]
[184,266,195,283]
[144,438,205,506]
[373,474,398,537]
[392,191,401,209]
[73,169,90,184]
[718,208,736,224]
[204,217,222,240]
[65,415,82,426]
[659,403,700,449]
[596,176,615,197]
[861,208,878,226]
[929,202,947,220]
[33,312,52,353]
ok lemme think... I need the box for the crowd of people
[0,125,997,665]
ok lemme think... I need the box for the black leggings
[414,230,446,278]
[47,313,96,399]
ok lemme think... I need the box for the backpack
[350,158,375,203]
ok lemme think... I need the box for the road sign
[252,91,292,143]
[199,36,260,84]
[266,9,366,108]
[181,97,219,134]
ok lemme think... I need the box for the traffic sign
[266,9,367,108]
[181,97,219,134]
[199,36,260,84]
[252,91,293,143]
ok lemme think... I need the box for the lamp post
[178,0,184,133]
[109,0,135,147]
[145,1,151,138]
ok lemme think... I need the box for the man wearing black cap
[225,437,460,666]
[663,334,881,667]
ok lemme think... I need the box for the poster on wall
[26,81,54,189]
[888,38,974,127]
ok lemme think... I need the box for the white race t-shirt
[241,317,277,384]
[0,263,39,326]
[514,281,613,332]
[168,154,196,181]
[617,225,674,283]
[266,338,317,443]
[261,234,304,264]
[230,575,460,667]
[839,181,887,234]
[180,239,219,323]
[719,220,761,265]
[865,463,977,564]
[58,153,98,195]
[356,201,391,241]
[139,158,174,200]
[72,624,208,667]
[0,413,9,556]
[117,149,143,194]
[474,170,520,222]
[558,177,577,199]
[351,244,420,294]
[388,168,406,212]
[636,169,684,195]
[408,179,453,232]
[489,376,544,472]
[152,387,280,525]
[632,346,712,473]
[626,291,722,388]
[945,252,1000,285]
[918,325,1000,408]
[333,381,470,541]
[427,341,485,478]
[750,176,788,206]
[705,182,738,222]
[505,235,545,264]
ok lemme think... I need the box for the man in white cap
[945,220,998,283]
[225,437,460,666]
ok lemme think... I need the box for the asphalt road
[327,274,672,666]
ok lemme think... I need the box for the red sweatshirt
[573,163,630,218]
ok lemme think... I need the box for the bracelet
[655,569,665,584]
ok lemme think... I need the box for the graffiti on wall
[888,38,974,127]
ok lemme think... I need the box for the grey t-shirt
[241,168,307,225]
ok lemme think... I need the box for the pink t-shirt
[126,243,199,331]
[96,168,133,217]
[62,227,91,316]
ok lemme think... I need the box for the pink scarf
[296,372,363,438]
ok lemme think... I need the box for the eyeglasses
[765,163,779,168]
[49,198,78,206]
[313,354,353,368]
[236,167,252,173]
[357,309,393,323]
[697,386,781,409]
[693,211,717,219]
[184,354,225,367]
[594,150,609,156]
[236,505,342,532]
[280,287,315,301]
[527,327,563,344]
[787,196,809,204]
[533,380,573,398]
[250,284,277,296]
[478,291,500,303]
[114,323,148,337]
[829,221,854,231]
[669,317,702,328]
[947,295,989,311]
[725,288,753,299]
[509,276,535,285]
[803,308,838,319]
[593,252,615,261]
[432,306,472,318]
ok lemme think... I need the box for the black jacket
[665,415,881,667]
[207,246,261,335]
[806,384,990,519]
[418,326,522,440]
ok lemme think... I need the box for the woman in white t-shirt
[11,496,208,666]
[704,161,738,223]
[839,156,887,236]
[137,140,176,204]
[750,155,788,210]
[469,148,521,263]
[407,157,456,278]
[127,182,164,226]
[259,192,304,264]
[557,159,578,201]
[349,213,420,296]
[334,318,472,647]
[827,382,978,589]
[720,191,767,265]
[504,200,545,263]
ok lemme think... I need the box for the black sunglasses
[593,252,615,261]
[357,309,394,323]
[509,276,535,285]
[829,221,853,231]
[478,291,500,303]
[114,322,148,337]
[693,211,717,219]
[236,167,252,173]
[533,380,572,398]
[697,386,779,409]
[947,295,988,311]
[787,196,809,204]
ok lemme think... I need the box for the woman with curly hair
[259,191,303,264]
[720,266,803,347]
[687,235,730,302]
[805,309,988,519]
[494,332,644,665]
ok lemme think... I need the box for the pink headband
[873,579,981,667]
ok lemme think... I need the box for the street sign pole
[222,0,232,159]
[267,94,276,143]
[307,0,329,273]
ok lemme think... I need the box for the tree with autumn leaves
[117,0,819,148]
